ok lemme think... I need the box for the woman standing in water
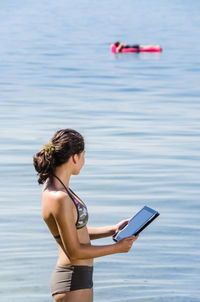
[33,129,138,302]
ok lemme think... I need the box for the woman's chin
[72,170,81,176]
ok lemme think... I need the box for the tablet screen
[114,206,158,241]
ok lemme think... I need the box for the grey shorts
[50,265,93,296]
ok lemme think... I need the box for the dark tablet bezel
[113,206,160,242]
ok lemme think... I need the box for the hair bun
[33,129,84,184]
[42,142,55,155]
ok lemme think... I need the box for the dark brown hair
[114,41,120,47]
[33,129,84,184]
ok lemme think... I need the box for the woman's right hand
[116,236,138,253]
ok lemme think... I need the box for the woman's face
[72,150,85,175]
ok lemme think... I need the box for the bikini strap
[53,175,72,196]
[52,175,76,237]
[53,175,85,207]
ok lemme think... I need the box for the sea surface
[0,0,200,301]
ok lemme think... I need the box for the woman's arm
[88,219,130,240]
[116,43,127,53]
[87,225,115,240]
[52,194,137,261]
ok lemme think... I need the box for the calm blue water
[0,0,200,301]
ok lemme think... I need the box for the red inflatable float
[111,44,162,53]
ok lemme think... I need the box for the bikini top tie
[53,175,88,239]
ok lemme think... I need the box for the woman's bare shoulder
[42,187,73,218]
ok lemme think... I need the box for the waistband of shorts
[56,265,93,271]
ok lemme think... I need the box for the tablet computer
[113,206,160,242]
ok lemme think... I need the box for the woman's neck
[54,166,71,188]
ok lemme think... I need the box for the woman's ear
[72,154,79,164]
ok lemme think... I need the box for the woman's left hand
[114,218,130,236]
